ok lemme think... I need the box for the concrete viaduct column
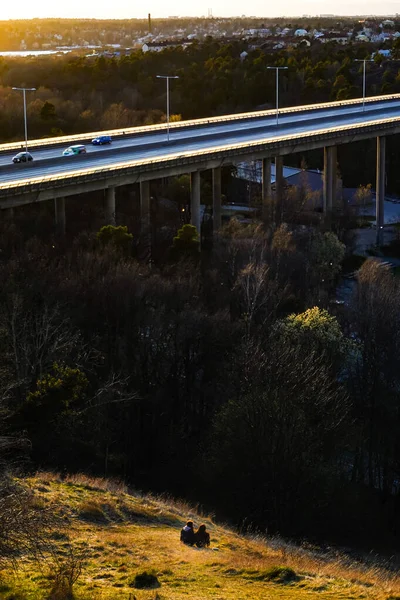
[139,180,151,262]
[262,157,272,221]
[190,171,201,235]
[275,156,283,221]
[54,197,66,235]
[275,156,283,214]
[376,136,386,246]
[323,147,334,216]
[212,167,222,231]
[330,146,337,208]
[140,181,150,234]
[105,186,116,225]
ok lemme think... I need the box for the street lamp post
[267,66,288,126]
[12,86,36,153]
[156,75,179,141]
[355,59,373,112]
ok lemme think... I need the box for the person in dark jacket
[180,520,195,545]
[194,524,210,548]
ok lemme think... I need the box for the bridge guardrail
[2,92,400,154]
[2,114,400,199]
[3,102,399,180]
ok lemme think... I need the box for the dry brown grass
[1,471,399,600]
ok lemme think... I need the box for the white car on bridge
[62,145,87,156]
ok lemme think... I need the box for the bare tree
[0,297,82,395]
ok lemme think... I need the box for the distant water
[0,46,101,57]
[0,50,70,56]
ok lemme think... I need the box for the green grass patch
[1,472,397,600]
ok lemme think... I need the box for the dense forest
[1,196,400,550]
[3,35,400,553]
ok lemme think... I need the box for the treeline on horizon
[0,16,372,51]
[2,37,400,189]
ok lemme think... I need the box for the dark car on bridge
[92,135,112,145]
[12,151,33,163]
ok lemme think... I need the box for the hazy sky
[2,0,400,20]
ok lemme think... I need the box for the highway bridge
[1,93,400,244]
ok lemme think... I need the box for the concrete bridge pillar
[376,136,386,246]
[139,180,151,263]
[330,146,337,207]
[54,197,66,235]
[105,186,116,225]
[190,171,201,235]
[262,157,272,221]
[212,167,222,231]
[323,147,333,216]
[275,156,283,220]
[140,181,151,233]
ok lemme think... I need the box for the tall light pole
[355,59,373,112]
[267,66,288,126]
[12,86,36,153]
[156,75,179,141]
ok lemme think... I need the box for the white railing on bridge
[1,92,400,153]
[1,113,400,196]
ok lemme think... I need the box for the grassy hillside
[1,472,399,600]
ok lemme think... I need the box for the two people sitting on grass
[180,520,210,548]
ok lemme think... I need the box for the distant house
[142,39,192,53]
[372,49,392,58]
[228,161,326,208]
[294,28,309,37]
[291,36,311,47]
[319,32,349,44]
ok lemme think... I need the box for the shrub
[255,566,298,583]
[171,224,199,257]
[47,546,87,600]
[130,571,160,589]
[78,500,107,523]
[96,225,133,253]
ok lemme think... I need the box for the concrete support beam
[140,180,151,234]
[54,197,66,235]
[323,146,333,215]
[262,157,272,221]
[330,146,337,208]
[139,180,151,262]
[376,136,386,246]
[190,171,201,235]
[105,186,116,225]
[275,156,283,221]
[212,167,222,231]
